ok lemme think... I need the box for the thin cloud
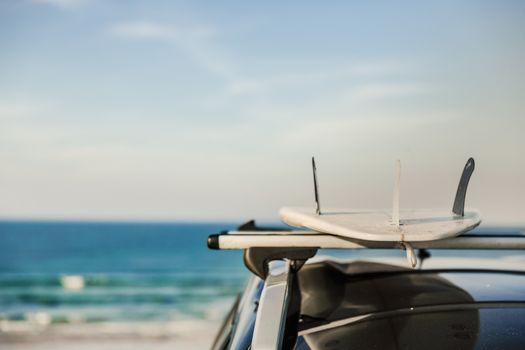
[111,22,176,40]
[31,0,91,10]
[110,20,215,40]
[350,83,428,101]
[110,20,415,103]
[225,62,410,97]
[109,20,230,77]
[0,99,54,121]
[0,103,35,120]
[350,62,407,76]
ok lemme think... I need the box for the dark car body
[212,253,525,350]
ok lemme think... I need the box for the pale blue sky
[1,0,524,223]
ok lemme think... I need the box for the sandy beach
[1,319,218,350]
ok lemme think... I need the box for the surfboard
[280,207,481,242]
[281,157,480,243]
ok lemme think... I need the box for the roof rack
[208,225,525,350]
[209,229,525,251]
[208,157,525,350]
[209,224,525,279]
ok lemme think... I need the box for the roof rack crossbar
[208,231,525,250]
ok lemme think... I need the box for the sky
[0,0,524,224]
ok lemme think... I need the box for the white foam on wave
[60,275,85,290]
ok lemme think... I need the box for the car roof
[297,308,525,350]
[295,260,525,349]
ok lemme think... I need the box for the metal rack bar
[208,231,525,250]
[251,260,292,350]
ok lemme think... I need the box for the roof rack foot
[243,247,318,279]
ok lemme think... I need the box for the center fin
[392,160,401,227]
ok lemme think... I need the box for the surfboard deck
[280,207,481,242]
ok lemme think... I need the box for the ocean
[0,221,248,348]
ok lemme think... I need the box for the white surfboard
[281,157,480,243]
[280,207,481,242]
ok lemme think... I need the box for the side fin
[452,158,475,216]
[312,157,321,215]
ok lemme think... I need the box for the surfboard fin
[312,157,321,215]
[452,158,475,216]
[392,160,401,227]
